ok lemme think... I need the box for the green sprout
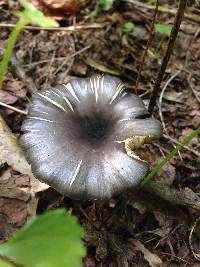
[0,0,58,89]
[155,23,172,37]
[122,22,135,33]
[154,23,172,54]
[99,0,114,11]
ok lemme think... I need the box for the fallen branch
[144,180,200,211]
[0,23,103,31]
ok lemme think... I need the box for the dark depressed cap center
[20,75,162,200]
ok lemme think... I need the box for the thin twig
[158,70,182,133]
[0,23,103,31]
[10,54,37,93]
[52,37,76,76]
[158,70,183,160]
[189,217,200,261]
[0,101,27,115]
[148,0,188,114]
[23,45,91,68]
[157,69,200,157]
[124,0,199,24]
[164,134,200,158]
[135,0,159,93]
[78,205,99,230]
[160,252,190,264]
[44,51,56,90]
[187,74,200,104]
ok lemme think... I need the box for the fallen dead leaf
[0,114,51,232]
[85,57,120,76]
[132,239,163,267]
[163,90,183,103]
[0,80,27,105]
[0,90,18,104]
[157,164,176,185]
[0,115,49,195]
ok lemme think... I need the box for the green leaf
[17,0,58,27]
[0,209,85,267]
[99,0,114,11]
[196,0,200,7]
[155,23,172,37]
[158,6,170,13]
[122,22,135,33]
[0,259,12,267]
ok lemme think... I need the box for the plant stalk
[148,0,188,113]
[140,127,200,186]
[0,18,28,89]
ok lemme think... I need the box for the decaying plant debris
[0,0,200,266]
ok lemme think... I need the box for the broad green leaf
[155,23,172,37]
[0,259,12,267]
[17,0,58,27]
[0,209,85,267]
[122,22,135,33]
[99,0,114,11]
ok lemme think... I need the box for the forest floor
[0,0,200,266]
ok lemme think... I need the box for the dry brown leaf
[85,57,120,76]
[0,0,7,5]
[163,90,183,103]
[0,90,18,104]
[0,115,49,194]
[132,239,163,267]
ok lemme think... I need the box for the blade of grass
[0,18,28,89]
[140,127,200,187]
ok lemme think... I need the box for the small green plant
[195,0,200,7]
[0,209,85,267]
[99,0,114,11]
[0,0,58,89]
[89,0,114,17]
[122,22,135,33]
[155,23,172,37]
[140,127,200,186]
[154,23,172,54]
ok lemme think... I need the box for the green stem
[140,127,200,187]
[0,18,28,89]
[155,35,164,55]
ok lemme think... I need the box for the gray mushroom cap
[20,75,162,200]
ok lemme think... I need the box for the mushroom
[20,75,162,200]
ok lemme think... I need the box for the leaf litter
[0,0,200,266]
